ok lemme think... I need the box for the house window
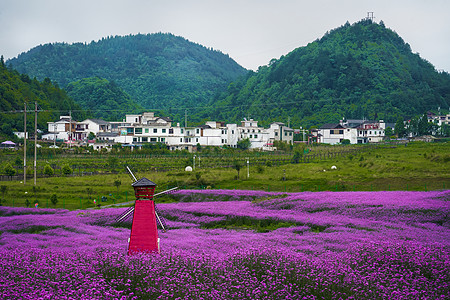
[142,137,148,142]
[289,132,292,136]
[135,128,142,134]
[232,130,234,134]
[196,138,198,142]
[181,129,184,134]
[150,138,157,142]
[249,135,252,138]
[285,132,288,136]
[180,138,183,142]
[145,128,149,133]
[162,129,166,133]
[153,128,157,133]
[133,137,138,142]
[275,132,278,136]
[339,130,344,134]
[169,128,173,134]
[161,138,165,142]
[127,128,134,134]
[221,139,225,143]
[254,134,258,138]
[196,129,200,134]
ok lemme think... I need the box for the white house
[44,116,73,141]
[269,122,294,145]
[82,119,111,136]
[319,119,386,145]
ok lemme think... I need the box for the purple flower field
[0,190,449,299]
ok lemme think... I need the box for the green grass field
[0,142,448,209]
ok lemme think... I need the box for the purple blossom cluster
[0,190,448,299]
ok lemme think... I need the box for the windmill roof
[132,177,157,187]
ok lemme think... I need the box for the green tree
[0,185,7,205]
[113,179,121,194]
[44,164,54,176]
[233,161,242,179]
[62,164,73,175]
[384,127,393,137]
[418,113,430,135]
[4,163,16,176]
[50,194,58,206]
[237,138,251,150]
[88,132,96,140]
[291,150,303,164]
[394,117,406,138]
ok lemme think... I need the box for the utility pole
[246,157,249,178]
[288,116,290,128]
[34,101,37,186]
[23,102,27,184]
[69,110,72,148]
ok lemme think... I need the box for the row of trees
[2,163,73,176]
[395,113,450,138]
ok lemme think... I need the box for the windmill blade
[153,187,178,198]
[126,166,138,182]
[154,207,167,232]
[116,206,135,223]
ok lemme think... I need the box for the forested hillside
[0,57,84,138]
[207,20,450,128]
[65,77,142,121]
[7,33,247,120]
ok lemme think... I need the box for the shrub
[4,163,16,176]
[291,150,303,164]
[43,164,54,176]
[256,165,265,174]
[50,194,58,206]
[62,164,73,175]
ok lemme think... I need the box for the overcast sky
[1,0,449,71]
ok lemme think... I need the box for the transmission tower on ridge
[366,12,375,22]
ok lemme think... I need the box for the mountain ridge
[7,33,247,120]
[206,19,450,128]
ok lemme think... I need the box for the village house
[41,112,292,151]
[427,112,450,126]
[318,119,388,144]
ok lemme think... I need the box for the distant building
[41,112,296,151]
[318,119,387,145]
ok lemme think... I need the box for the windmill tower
[116,167,177,255]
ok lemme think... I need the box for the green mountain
[208,19,450,128]
[0,57,84,138]
[65,77,142,121]
[7,33,247,118]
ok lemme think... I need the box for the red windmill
[116,167,177,254]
